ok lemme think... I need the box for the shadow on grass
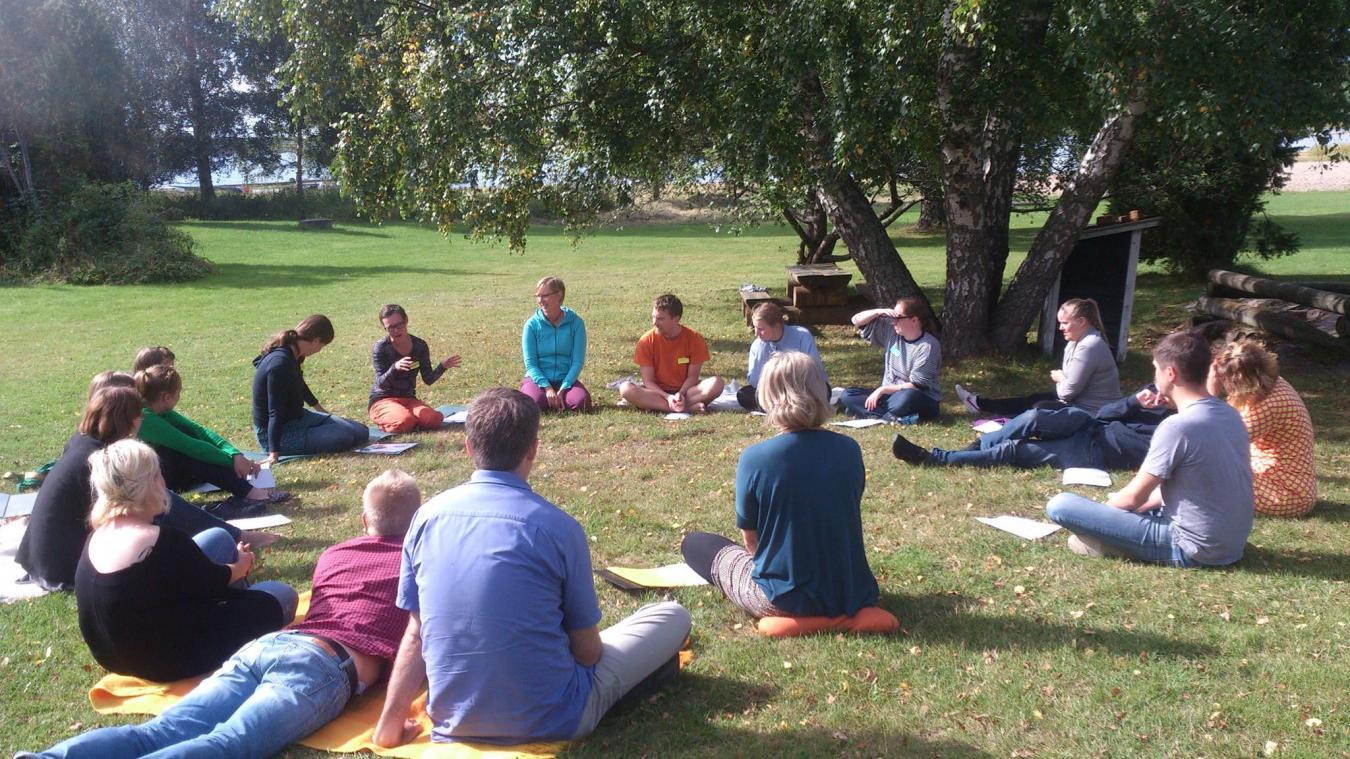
[574,672,995,757]
[1309,498,1350,522]
[185,221,391,238]
[886,591,1217,659]
[199,262,492,290]
[1239,542,1350,581]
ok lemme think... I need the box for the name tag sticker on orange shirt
[677,357,690,364]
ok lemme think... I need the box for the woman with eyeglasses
[521,275,591,411]
[368,304,461,432]
[839,297,943,422]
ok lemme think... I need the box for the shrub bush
[158,186,360,221]
[1109,131,1300,277]
[5,181,213,284]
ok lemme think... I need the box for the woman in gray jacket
[956,298,1120,416]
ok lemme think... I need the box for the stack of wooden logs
[1193,269,1350,351]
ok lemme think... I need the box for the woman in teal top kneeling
[520,275,590,412]
[682,351,879,618]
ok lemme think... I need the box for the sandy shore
[1282,160,1350,191]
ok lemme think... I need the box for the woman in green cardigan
[135,364,288,512]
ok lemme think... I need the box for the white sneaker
[1067,534,1128,558]
[955,384,980,415]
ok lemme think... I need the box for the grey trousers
[570,601,692,739]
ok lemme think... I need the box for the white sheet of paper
[974,515,1063,540]
[442,411,468,425]
[1,518,49,603]
[664,412,692,420]
[1063,468,1113,487]
[830,418,888,429]
[187,465,275,495]
[354,442,418,455]
[227,514,293,530]
[973,419,1005,433]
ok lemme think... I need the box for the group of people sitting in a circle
[14,279,1317,758]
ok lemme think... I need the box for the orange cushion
[756,606,900,638]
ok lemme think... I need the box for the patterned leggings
[681,531,787,618]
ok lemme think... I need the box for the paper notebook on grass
[353,442,417,455]
[974,515,1063,540]
[830,418,888,429]
[596,563,709,590]
[226,514,293,530]
[187,466,276,495]
[353,442,418,455]
[972,418,1009,433]
[1063,468,1112,487]
[436,405,468,425]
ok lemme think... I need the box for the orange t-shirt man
[634,327,711,394]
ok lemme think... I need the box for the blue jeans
[840,387,940,421]
[933,436,1099,469]
[1045,493,1195,567]
[977,406,1097,449]
[192,529,299,623]
[256,409,369,455]
[157,491,241,541]
[31,632,352,759]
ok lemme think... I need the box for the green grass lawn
[1,192,1347,757]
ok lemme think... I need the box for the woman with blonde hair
[957,297,1120,416]
[1209,340,1316,517]
[681,351,878,618]
[252,314,369,463]
[75,439,296,682]
[738,301,827,412]
[521,275,591,411]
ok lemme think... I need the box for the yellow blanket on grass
[88,592,564,758]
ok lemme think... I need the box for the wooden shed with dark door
[1037,217,1161,362]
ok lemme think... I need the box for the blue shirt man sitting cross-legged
[373,388,691,747]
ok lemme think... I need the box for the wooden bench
[787,264,852,307]
[298,217,334,229]
[740,289,775,325]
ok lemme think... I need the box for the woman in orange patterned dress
[1208,340,1317,517]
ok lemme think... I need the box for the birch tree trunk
[990,96,1146,351]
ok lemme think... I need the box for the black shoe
[205,497,267,520]
[608,653,681,716]
[891,433,930,465]
[963,440,982,451]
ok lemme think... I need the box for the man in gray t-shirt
[839,297,943,422]
[1044,331,1254,567]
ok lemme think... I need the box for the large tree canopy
[228,0,1350,355]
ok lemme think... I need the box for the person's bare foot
[240,530,281,548]
[689,402,707,414]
